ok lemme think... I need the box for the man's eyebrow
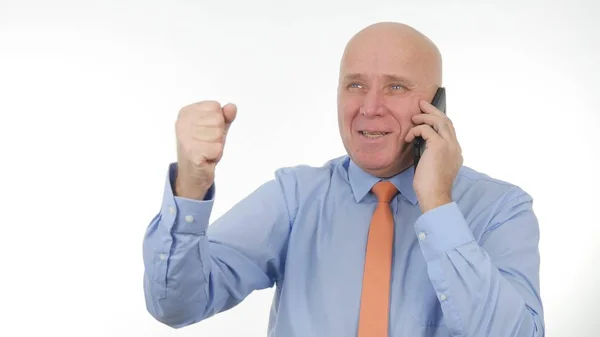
[341,73,363,81]
[341,73,415,87]
[382,74,413,85]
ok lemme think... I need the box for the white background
[1,0,599,336]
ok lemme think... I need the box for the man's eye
[348,83,363,89]
[390,84,404,90]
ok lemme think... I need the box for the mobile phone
[413,87,446,171]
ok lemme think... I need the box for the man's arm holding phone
[405,99,545,336]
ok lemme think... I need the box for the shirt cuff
[414,202,475,261]
[159,163,215,235]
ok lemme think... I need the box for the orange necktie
[357,181,398,337]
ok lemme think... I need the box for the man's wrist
[175,178,211,200]
[418,193,452,213]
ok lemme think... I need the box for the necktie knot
[371,181,398,203]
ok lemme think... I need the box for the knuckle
[178,101,223,124]
[210,113,226,127]
[213,126,225,139]
[196,110,224,127]
[207,143,223,159]
[199,126,222,142]
[196,100,222,112]
[178,103,196,117]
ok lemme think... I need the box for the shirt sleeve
[414,191,545,336]
[143,163,297,328]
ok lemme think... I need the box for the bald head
[339,22,442,88]
[336,22,444,178]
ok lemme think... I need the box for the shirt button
[440,294,447,301]
[418,232,427,240]
[158,254,166,261]
[185,215,194,223]
[169,206,175,215]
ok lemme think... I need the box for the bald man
[143,22,545,336]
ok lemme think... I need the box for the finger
[419,100,446,118]
[202,142,225,162]
[222,103,237,132]
[196,100,222,112]
[411,113,454,141]
[404,124,442,143]
[192,125,225,142]
[417,100,457,141]
[195,109,225,127]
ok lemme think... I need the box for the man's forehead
[339,23,442,86]
[339,50,423,83]
[343,47,416,65]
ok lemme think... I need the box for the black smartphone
[413,87,446,171]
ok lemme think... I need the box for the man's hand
[175,101,237,200]
[405,100,463,213]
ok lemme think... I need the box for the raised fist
[174,101,237,199]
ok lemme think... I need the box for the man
[143,22,545,336]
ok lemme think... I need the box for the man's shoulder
[268,156,347,220]
[455,165,533,204]
[273,155,347,182]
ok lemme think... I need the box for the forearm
[143,207,277,328]
[425,242,542,336]
[143,190,215,327]
[143,163,294,328]
[415,201,544,336]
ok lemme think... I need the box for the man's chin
[353,157,399,177]
[350,150,412,177]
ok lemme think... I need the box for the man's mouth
[359,131,390,138]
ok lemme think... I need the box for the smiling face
[337,22,442,178]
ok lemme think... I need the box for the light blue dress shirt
[143,155,545,336]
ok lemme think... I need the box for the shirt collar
[344,156,418,205]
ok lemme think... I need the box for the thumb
[222,103,237,130]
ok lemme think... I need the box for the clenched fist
[174,101,237,200]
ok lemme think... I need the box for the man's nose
[360,89,386,117]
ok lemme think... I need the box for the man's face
[337,26,440,178]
